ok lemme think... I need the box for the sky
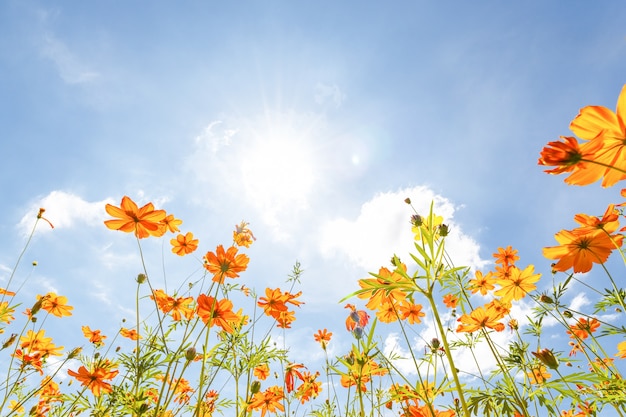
[1,1,626,414]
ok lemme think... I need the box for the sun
[239,114,319,225]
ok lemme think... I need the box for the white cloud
[17,191,112,236]
[41,34,99,84]
[314,82,346,108]
[319,186,488,272]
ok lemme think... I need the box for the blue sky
[1,1,626,414]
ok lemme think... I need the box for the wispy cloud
[41,34,99,84]
[314,82,346,108]
[17,191,112,236]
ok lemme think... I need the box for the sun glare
[239,125,318,223]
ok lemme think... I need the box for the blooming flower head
[233,221,256,247]
[247,386,285,417]
[67,363,119,396]
[456,305,505,333]
[493,246,520,268]
[196,294,240,333]
[528,365,551,384]
[170,232,199,256]
[442,294,458,308]
[567,317,600,340]
[469,270,496,295]
[569,83,626,187]
[538,136,604,185]
[494,264,541,302]
[254,364,270,380]
[543,228,623,273]
[313,328,332,349]
[104,196,167,239]
[120,327,140,340]
[203,244,250,283]
[38,292,73,318]
[616,340,626,359]
[82,326,106,347]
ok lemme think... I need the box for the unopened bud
[2,334,17,350]
[185,347,197,361]
[430,338,441,349]
[352,327,363,339]
[404,198,411,204]
[563,311,573,318]
[532,348,559,370]
[411,214,423,227]
[540,294,554,304]
[68,347,82,359]
[439,224,450,237]
[251,380,261,394]
[136,273,147,284]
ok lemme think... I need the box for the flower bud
[185,347,197,361]
[68,347,82,359]
[540,294,554,304]
[404,198,411,204]
[2,334,17,350]
[430,338,441,349]
[411,214,423,227]
[251,380,261,394]
[32,261,38,266]
[352,327,363,339]
[563,310,573,318]
[439,224,450,237]
[532,348,559,370]
[136,273,147,284]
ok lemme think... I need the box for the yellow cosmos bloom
[494,264,541,302]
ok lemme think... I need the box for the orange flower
[573,204,621,234]
[247,386,285,417]
[543,228,623,273]
[20,329,62,356]
[569,83,626,187]
[151,289,195,321]
[527,365,551,384]
[203,245,250,283]
[0,301,15,324]
[456,305,505,333]
[469,270,496,295]
[104,196,167,239]
[493,246,519,268]
[257,288,303,328]
[397,302,426,325]
[494,264,541,302]
[0,288,15,297]
[294,371,322,404]
[196,294,240,333]
[344,304,370,331]
[39,292,73,317]
[170,232,199,256]
[442,294,458,308]
[313,329,332,349]
[161,214,183,234]
[67,364,119,396]
[120,327,140,340]
[254,364,270,380]
[233,221,256,247]
[538,136,605,185]
[82,326,106,347]
[616,340,626,359]
[567,317,600,340]
[357,265,408,312]
[285,363,306,393]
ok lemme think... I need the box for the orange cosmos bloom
[38,292,73,317]
[615,341,626,359]
[170,232,199,256]
[0,301,15,324]
[456,305,505,333]
[357,265,408,312]
[0,288,15,297]
[233,221,256,247]
[285,363,306,393]
[573,204,621,234]
[82,326,106,347]
[254,364,270,380]
[538,136,605,186]
[203,244,250,283]
[493,246,519,268]
[104,196,167,239]
[442,294,458,308]
[13,349,43,374]
[469,270,496,295]
[120,327,140,340]
[397,302,426,325]
[247,386,285,417]
[569,83,626,187]
[543,228,623,273]
[67,364,119,396]
[527,365,551,384]
[344,304,370,331]
[295,371,322,404]
[567,317,600,340]
[161,214,182,234]
[313,329,332,349]
[196,294,240,333]
[151,289,195,321]
[494,264,541,302]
